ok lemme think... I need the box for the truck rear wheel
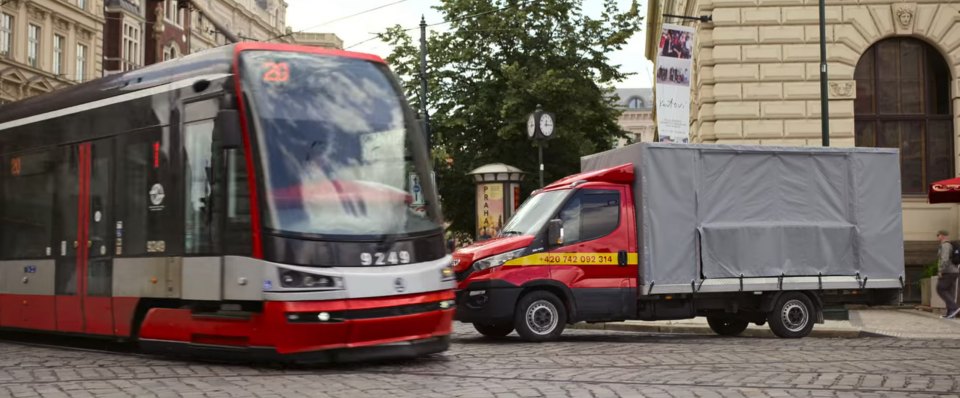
[514,291,567,342]
[473,322,514,338]
[706,317,749,336]
[767,292,814,338]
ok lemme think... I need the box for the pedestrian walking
[935,230,960,318]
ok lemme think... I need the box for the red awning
[929,176,960,204]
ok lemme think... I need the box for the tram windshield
[240,51,439,238]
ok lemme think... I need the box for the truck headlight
[472,248,527,272]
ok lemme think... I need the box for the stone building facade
[615,88,656,146]
[103,0,145,74]
[646,0,960,301]
[189,0,287,52]
[145,0,189,65]
[0,0,104,103]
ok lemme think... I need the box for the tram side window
[1,151,55,259]
[184,119,217,254]
[224,147,251,255]
[181,99,251,256]
[117,131,173,256]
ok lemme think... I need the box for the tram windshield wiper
[376,233,398,253]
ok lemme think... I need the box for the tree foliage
[379,0,642,237]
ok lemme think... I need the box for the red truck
[452,143,904,341]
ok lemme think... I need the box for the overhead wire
[263,0,409,43]
[345,1,532,49]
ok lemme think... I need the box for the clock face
[539,114,555,137]
[527,114,536,138]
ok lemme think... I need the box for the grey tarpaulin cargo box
[581,143,904,296]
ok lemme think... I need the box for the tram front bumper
[137,290,455,364]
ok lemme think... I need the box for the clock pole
[538,142,544,188]
[526,104,554,188]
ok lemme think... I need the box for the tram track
[0,330,957,396]
[0,364,955,397]
[0,331,957,371]
[0,331,146,358]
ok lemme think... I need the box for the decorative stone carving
[54,18,70,31]
[27,5,47,20]
[829,82,854,98]
[894,4,916,30]
[0,0,20,11]
[154,2,165,36]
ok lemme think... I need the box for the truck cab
[454,165,639,340]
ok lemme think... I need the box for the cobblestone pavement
[0,324,958,398]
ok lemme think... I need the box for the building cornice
[18,0,108,28]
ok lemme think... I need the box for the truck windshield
[240,51,440,238]
[500,190,570,237]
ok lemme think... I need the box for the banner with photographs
[655,23,695,143]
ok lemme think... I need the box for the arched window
[627,96,644,109]
[855,37,953,194]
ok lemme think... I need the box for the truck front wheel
[706,317,749,336]
[767,292,815,338]
[473,322,514,338]
[514,291,567,342]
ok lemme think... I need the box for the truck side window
[557,190,620,244]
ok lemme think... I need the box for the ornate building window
[53,35,64,75]
[163,44,178,61]
[122,23,142,71]
[165,1,183,26]
[27,24,40,68]
[76,43,87,82]
[0,14,12,57]
[854,37,954,195]
[627,96,644,109]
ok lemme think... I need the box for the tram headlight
[279,270,343,290]
[440,265,455,281]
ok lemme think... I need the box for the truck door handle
[617,250,628,267]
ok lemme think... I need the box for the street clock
[527,114,537,138]
[526,105,556,140]
[539,113,555,138]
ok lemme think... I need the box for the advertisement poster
[476,183,504,241]
[511,183,522,212]
[655,23,695,143]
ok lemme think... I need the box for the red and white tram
[0,43,455,363]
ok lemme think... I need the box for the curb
[570,322,880,339]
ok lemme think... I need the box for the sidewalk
[571,308,960,339]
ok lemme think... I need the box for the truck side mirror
[216,109,243,149]
[547,219,564,246]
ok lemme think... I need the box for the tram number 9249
[361,251,413,266]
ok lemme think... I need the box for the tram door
[54,140,114,335]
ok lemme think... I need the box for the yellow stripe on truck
[503,252,639,267]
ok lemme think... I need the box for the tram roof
[0,42,386,125]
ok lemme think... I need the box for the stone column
[14,0,26,63]
[66,21,76,81]
[41,10,52,72]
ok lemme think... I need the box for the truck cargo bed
[581,143,904,296]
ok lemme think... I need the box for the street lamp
[526,104,555,188]
[818,0,830,147]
